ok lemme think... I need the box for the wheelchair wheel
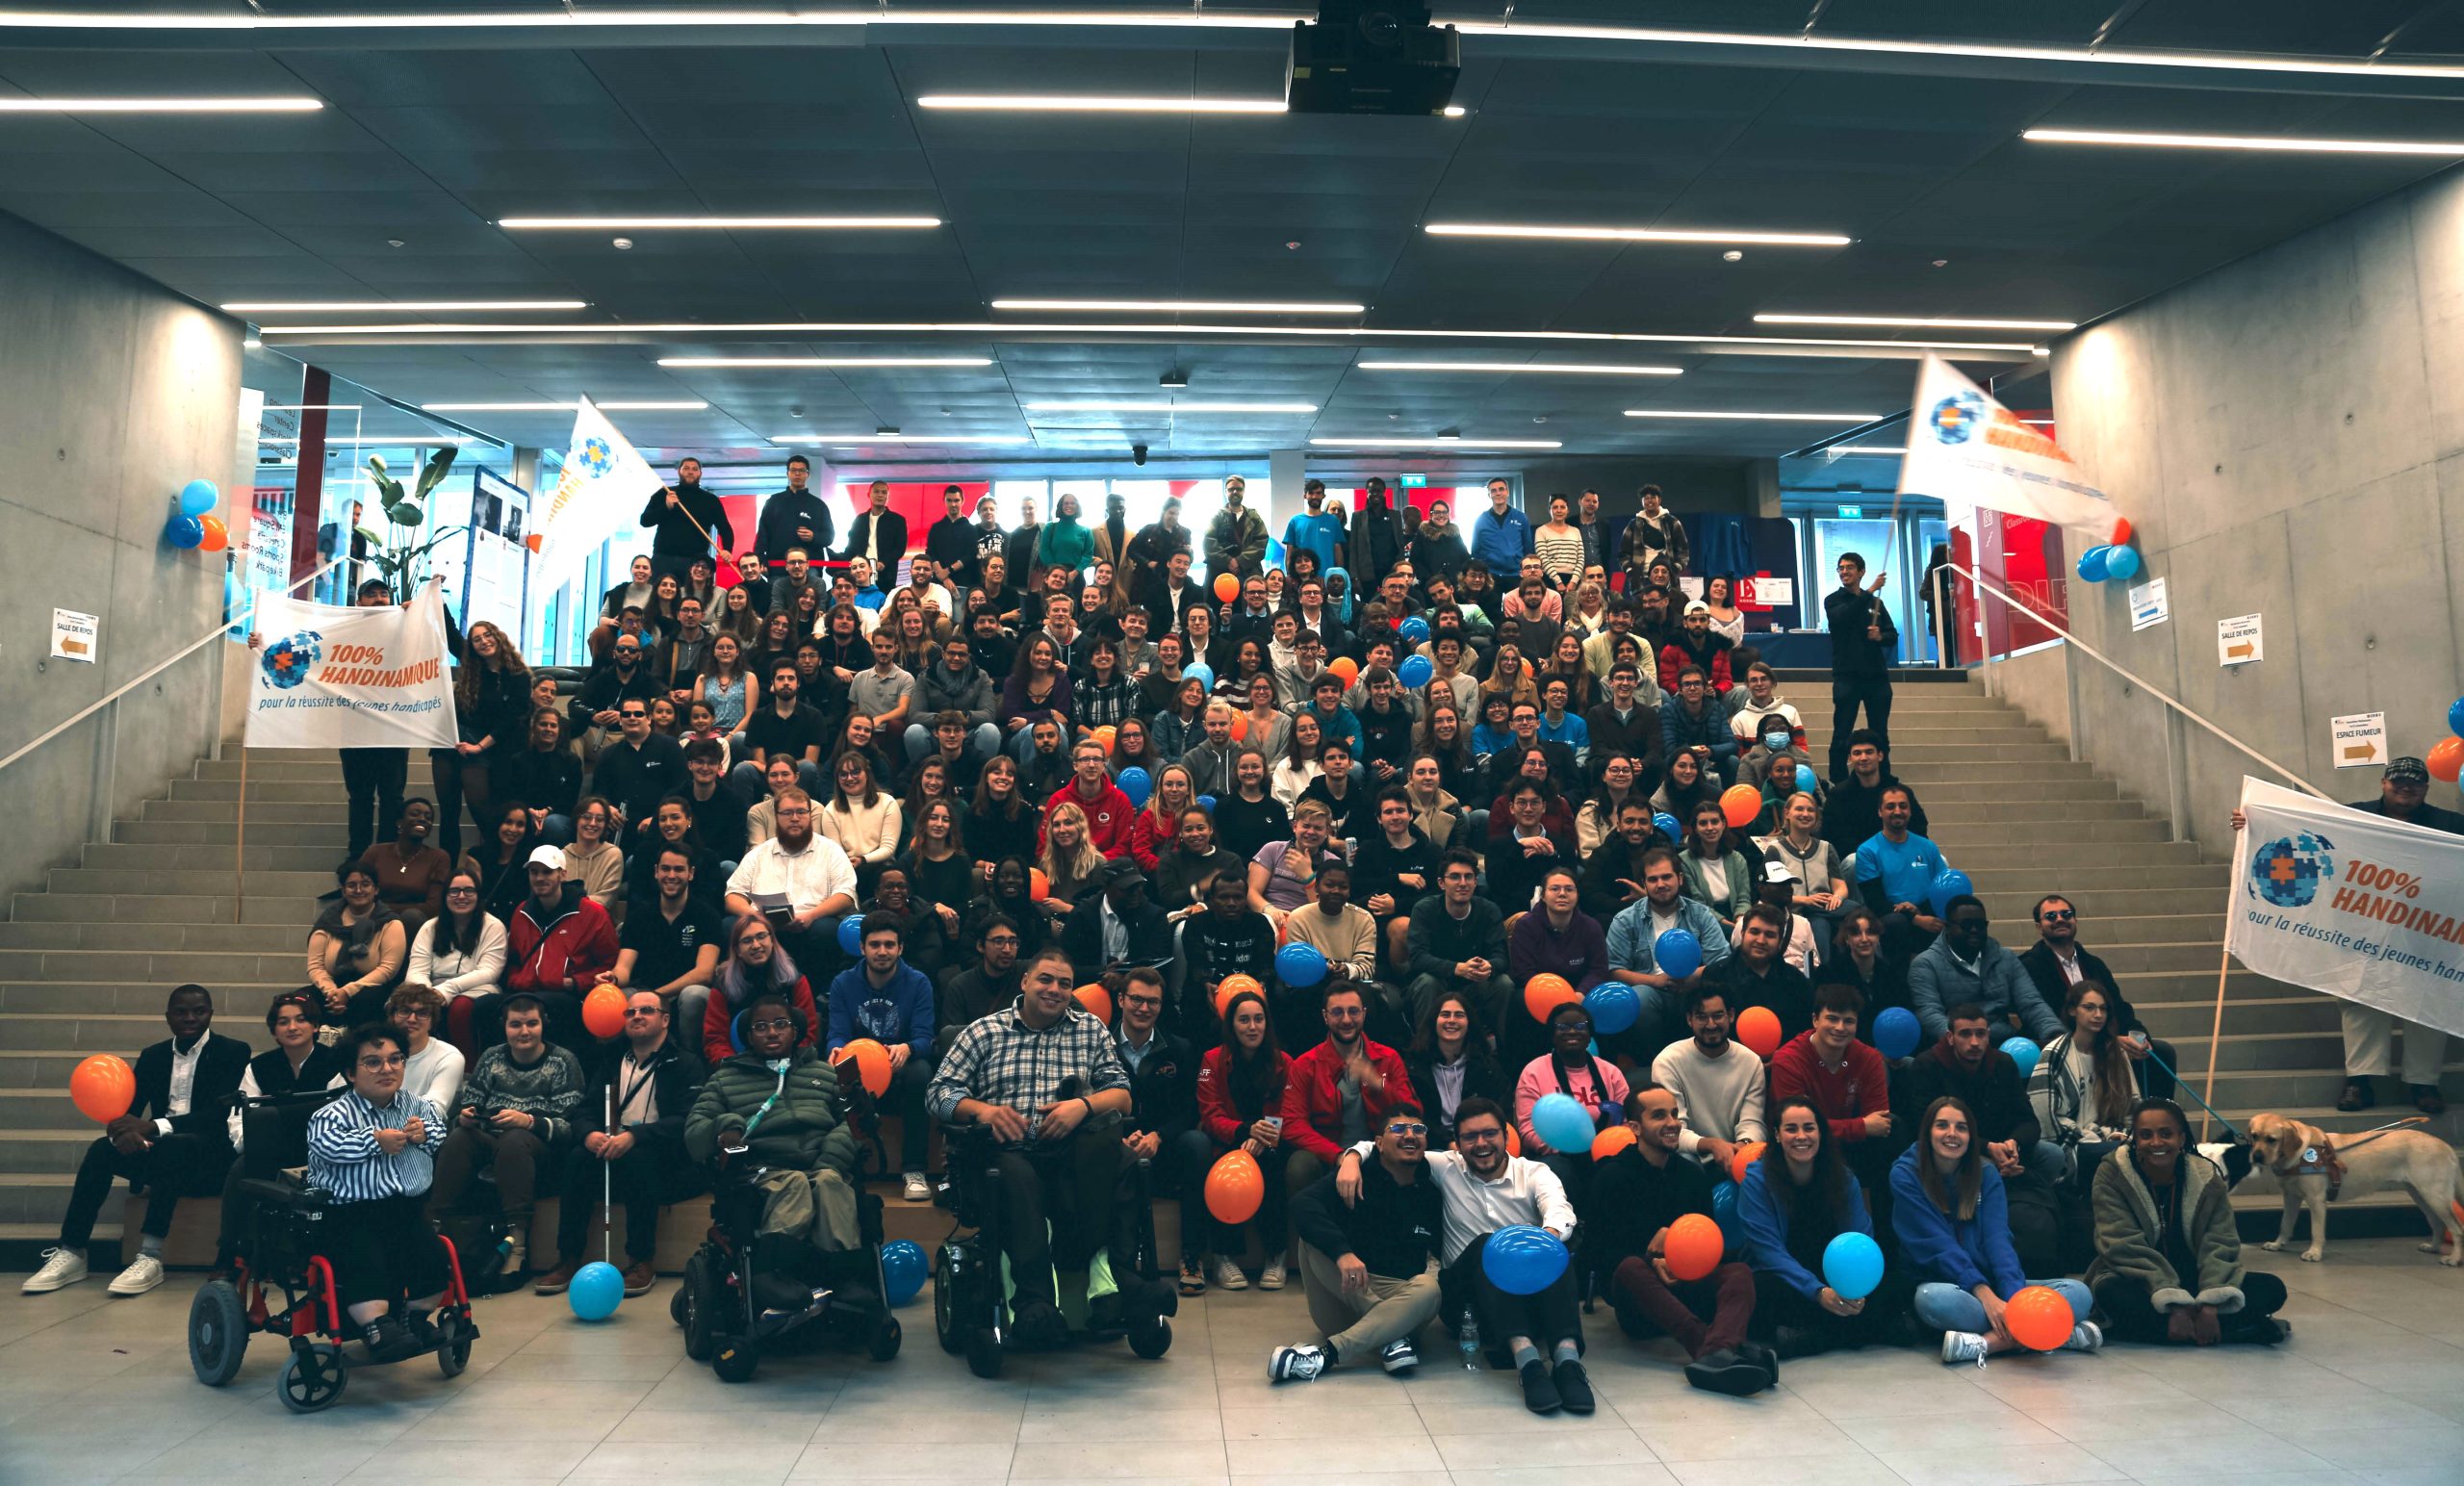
[712,1338,760,1383]
[277,1342,347,1414]
[434,1309,474,1378]
[187,1279,248,1388]
[680,1252,720,1363]
[932,1246,965,1355]
[964,1326,1004,1379]
[867,1316,903,1362]
[1128,1317,1172,1360]
[669,1284,688,1327]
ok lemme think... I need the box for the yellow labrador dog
[2243,1112,2464,1265]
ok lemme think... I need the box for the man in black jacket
[640,457,734,581]
[752,453,834,578]
[1270,1101,1444,1382]
[1819,730,1927,857]
[839,479,908,596]
[1064,859,1175,986]
[2015,894,2175,1100]
[568,634,661,763]
[536,989,706,1297]
[1578,799,1662,924]
[1352,790,1440,972]
[1114,967,1197,1281]
[589,698,687,842]
[22,985,249,1296]
[1821,551,1895,781]
[924,485,977,594]
[1895,1003,2066,1272]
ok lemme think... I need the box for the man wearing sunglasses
[2016,894,2174,1100]
[1272,1104,1444,1383]
[537,990,706,1298]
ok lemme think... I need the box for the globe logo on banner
[1929,391,1988,446]
[579,437,615,476]
[2249,832,2335,910]
[259,631,322,690]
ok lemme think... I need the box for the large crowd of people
[18,470,2321,1411]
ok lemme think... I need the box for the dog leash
[2146,1045,2241,1142]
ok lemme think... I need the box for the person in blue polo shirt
[1282,480,1348,578]
[1854,781,1948,962]
[828,916,937,1200]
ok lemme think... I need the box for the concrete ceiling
[4,1,2462,467]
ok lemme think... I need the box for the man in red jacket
[1276,984,1416,1291]
[1043,738,1137,860]
[1769,983,1894,1208]
[502,845,620,1052]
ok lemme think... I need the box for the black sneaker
[1553,1358,1595,1414]
[362,1317,423,1363]
[1011,1297,1068,1350]
[1519,1357,1562,1415]
[1683,1345,1773,1396]
[1744,1341,1782,1382]
[2338,1078,2375,1112]
[1772,1324,1820,1361]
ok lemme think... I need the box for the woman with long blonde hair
[1038,800,1105,919]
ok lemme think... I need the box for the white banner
[2226,776,2464,1038]
[1899,354,2123,539]
[531,396,664,594]
[244,582,460,750]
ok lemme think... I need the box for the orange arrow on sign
[2342,744,2379,761]
[2225,642,2256,658]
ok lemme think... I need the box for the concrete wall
[1989,641,2074,752]
[0,210,244,901]
[2046,167,2464,853]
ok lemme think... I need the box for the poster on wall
[2219,614,2264,666]
[50,608,96,663]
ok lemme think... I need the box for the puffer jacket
[683,1045,859,1176]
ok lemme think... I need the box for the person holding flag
[638,454,733,583]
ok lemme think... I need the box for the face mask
[1764,732,1790,751]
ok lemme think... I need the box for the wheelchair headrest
[241,1090,341,1180]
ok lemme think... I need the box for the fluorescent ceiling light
[1442,106,1467,117]
[0,95,321,112]
[2023,127,2464,156]
[1626,409,1877,421]
[771,433,1028,445]
[919,94,1284,113]
[420,399,707,412]
[994,297,1363,315]
[1755,312,2076,331]
[1311,437,1561,449]
[260,434,477,446]
[497,215,939,229]
[223,298,585,312]
[1428,222,1850,246]
[657,356,992,368]
[1358,359,1682,376]
[1024,400,1318,414]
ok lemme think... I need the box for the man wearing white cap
[499,844,620,1051]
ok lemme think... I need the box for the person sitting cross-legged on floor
[1891,1093,2100,1367]
[426,993,584,1277]
[1590,1084,1775,1396]
[23,983,249,1296]
[1270,1101,1446,1384]
[2087,1096,2290,1347]
[1738,1093,1909,1359]
[306,1021,455,1361]
[536,989,707,1298]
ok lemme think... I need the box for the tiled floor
[5,1237,2463,1485]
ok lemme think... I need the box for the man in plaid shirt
[930,943,1142,1345]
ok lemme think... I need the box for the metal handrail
[0,556,344,777]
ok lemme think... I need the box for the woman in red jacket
[700,913,821,1067]
[1180,990,1292,1297]
[1127,764,1198,873]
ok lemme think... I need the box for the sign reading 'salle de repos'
[244,581,461,750]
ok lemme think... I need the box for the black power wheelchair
[931,1114,1176,1378]
[189,1093,480,1413]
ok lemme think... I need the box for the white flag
[244,581,460,749]
[531,396,664,590]
[1898,354,2123,539]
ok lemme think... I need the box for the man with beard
[642,455,733,582]
[1206,475,1268,580]
[1272,1100,1443,1382]
[724,788,860,977]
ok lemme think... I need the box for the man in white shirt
[1650,985,1766,1174]
[724,787,859,976]
[1334,1097,1589,1417]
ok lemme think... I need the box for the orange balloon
[1728,1140,1767,1185]
[580,984,628,1039]
[1504,1123,1523,1157]
[1215,974,1264,1021]
[1524,973,1578,1023]
[2429,736,2464,784]
[834,1038,892,1098]
[1720,783,1762,830]
[1733,1006,1782,1058]
[1228,711,1249,742]
[1213,573,1240,602]
[1091,726,1116,752]
[1205,1148,1265,1224]
[1030,867,1051,902]
[1327,656,1359,686]
[1590,1126,1636,1162]
[2004,1285,2076,1351]
[1074,982,1113,1025]
[1664,1213,1725,1281]
[197,515,229,552]
[2109,517,2134,549]
[68,1054,134,1123]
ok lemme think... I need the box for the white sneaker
[1269,1344,1326,1383]
[1379,1338,1420,1374]
[1211,1257,1248,1292]
[500,1231,526,1276]
[20,1247,88,1294]
[106,1254,165,1296]
[903,1171,932,1202]
[1257,1259,1287,1291]
[1940,1330,1990,1368]
[2064,1320,2104,1352]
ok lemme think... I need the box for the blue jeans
[1912,1278,2090,1335]
[906,722,1000,761]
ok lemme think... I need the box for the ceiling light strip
[1311,438,1560,449]
[420,400,706,411]
[1624,409,1877,421]
[2022,127,2464,155]
[225,298,586,312]
[1754,313,2076,331]
[657,356,994,368]
[0,95,322,111]
[497,216,940,229]
[1023,400,1318,413]
[1357,360,1682,375]
[920,94,1284,112]
[1427,223,1850,246]
[772,433,1029,445]
[993,297,1364,314]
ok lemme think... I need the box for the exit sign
[1836,504,1865,519]
[1399,473,1427,488]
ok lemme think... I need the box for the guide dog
[2237,1113,2464,1265]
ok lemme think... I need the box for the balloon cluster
[2427,696,2464,784]
[165,479,229,551]
[2074,518,2142,585]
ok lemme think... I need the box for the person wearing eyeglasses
[1271,1102,1444,1383]
[588,692,689,846]
[2015,893,2176,1101]
[302,1022,455,1361]
[536,989,706,1299]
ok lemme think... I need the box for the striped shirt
[1534,525,1586,584]
[927,998,1129,1133]
[307,1087,449,1203]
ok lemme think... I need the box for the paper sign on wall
[1740,576,1793,607]
[50,608,96,663]
[2128,577,2169,632]
[2219,613,2263,666]
[2331,712,2388,769]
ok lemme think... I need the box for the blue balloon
[2075,545,2111,583]
[1275,941,1328,989]
[178,478,218,518]
[1480,1224,1570,1296]
[837,912,865,955]
[1398,615,1430,644]
[1794,764,1818,796]
[165,515,204,550]
[1653,811,1681,842]
[1655,928,1703,981]
[2451,696,2464,738]
[568,1260,625,1321]
[1398,654,1433,689]
[1873,1006,1921,1061]
[2103,544,2141,580]
[1530,1091,1594,1153]
[1821,1232,1885,1301]
[1197,794,1217,814]
[1185,662,1213,691]
[1927,869,1974,917]
[880,1240,928,1306]
[1583,982,1639,1036]
[2001,1037,2041,1078]
[1711,1181,1745,1247]
[1117,766,1153,808]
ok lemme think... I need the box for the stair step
[0,950,307,983]
[1930,819,2170,844]
[1972,887,2219,919]
[2136,997,2341,1038]
[1923,800,2146,823]
[14,892,322,927]
[46,868,337,898]
[171,781,360,804]
[141,799,346,825]
[1959,863,2224,892]
[84,842,349,873]
[0,923,307,953]
[0,1012,268,1055]
[0,982,294,1014]
[194,759,348,781]
[1932,841,2203,869]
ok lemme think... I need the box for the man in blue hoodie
[829,917,937,1200]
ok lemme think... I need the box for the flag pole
[2199,942,2232,1143]
[234,745,248,927]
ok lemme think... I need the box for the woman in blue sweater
[1891,1094,2100,1365]
[1739,1093,1907,1357]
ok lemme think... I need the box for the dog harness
[2290,1138,2346,1201]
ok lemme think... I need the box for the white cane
[603,1084,616,1267]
